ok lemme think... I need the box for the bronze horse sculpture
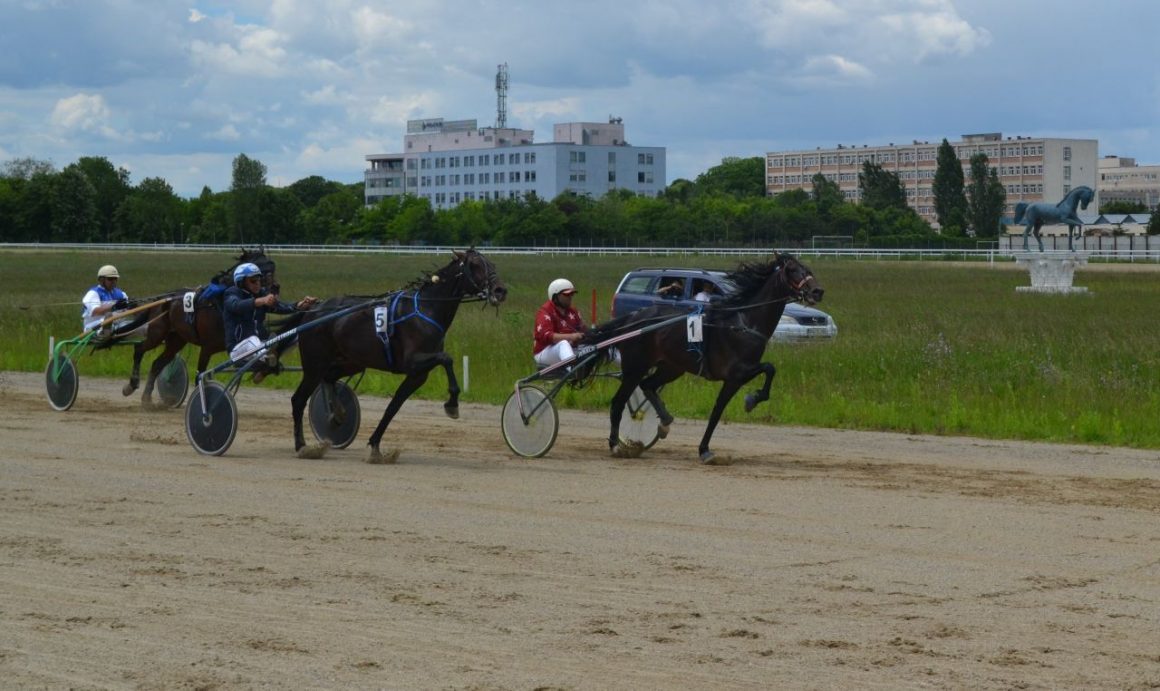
[281,249,506,463]
[1014,186,1094,252]
[582,253,824,464]
[123,248,277,407]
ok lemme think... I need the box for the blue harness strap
[375,291,446,367]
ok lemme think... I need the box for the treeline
[2,153,995,248]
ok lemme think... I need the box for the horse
[1014,185,1094,252]
[583,253,824,465]
[283,249,506,463]
[122,248,278,407]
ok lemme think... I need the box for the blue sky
[2,0,1157,198]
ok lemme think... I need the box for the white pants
[230,335,266,363]
[534,340,575,368]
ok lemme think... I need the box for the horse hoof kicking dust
[367,448,401,465]
[297,442,330,460]
[611,440,645,458]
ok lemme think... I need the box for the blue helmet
[233,262,262,285]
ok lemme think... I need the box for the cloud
[206,124,241,141]
[797,54,874,86]
[51,93,111,131]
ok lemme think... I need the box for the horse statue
[282,249,506,463]
[123,248,278,407]
[582,253,824,465]
[1014,185,1094,252]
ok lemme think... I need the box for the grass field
[3,248,1158,449]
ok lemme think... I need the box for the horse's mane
[716,254,789,309]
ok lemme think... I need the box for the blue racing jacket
[222,285,297,353]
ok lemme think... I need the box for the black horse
[283,249,506,463]
[124,248,277,407]
[584,253,824,464]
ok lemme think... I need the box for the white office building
[365,118,665,209]
[766,133,1098,227]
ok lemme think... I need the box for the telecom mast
[495,63,509,129]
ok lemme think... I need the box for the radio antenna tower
[495,63,509,129]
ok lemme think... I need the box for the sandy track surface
[1,370,1158,689]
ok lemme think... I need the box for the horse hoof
[657,423,670,440]
[744,394,759,413]
[367,448,400,465]
[122,383,137,397]
[443,404,459,420]
[297,443,330,460]
[611,440,644,458]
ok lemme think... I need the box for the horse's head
[447,248,507,306]
[778,253,824,306]
[1078,186,1094,210]
[236,247,279,294]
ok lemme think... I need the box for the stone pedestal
[1013,252,1090,294]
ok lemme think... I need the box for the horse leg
[639,365,684,439]
[699,379,747,465]
[1034,220,1045,252]
[291,368,322,454]
[608,374,644,457]
[742,362,777,412]
[366,369,432,464]
[123,341,147,397]
[430,353,460,419]
[140,334,184,408]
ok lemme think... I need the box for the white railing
[2,242,1159,263]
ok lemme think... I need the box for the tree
[1099,199,1148,214]
[693,157,765,198]
[2,157,55,180]
[66,157,131,242]
[113,177,182,243]
[810,173,843,214]
[230,154,267,244]
[1148,205,1160,236]
[858,161,907,211]
[932,139,968,234]
[966,153,1007,238]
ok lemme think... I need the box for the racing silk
[222,285,297,353]
[81,283,128,331]
[533,299,585,355]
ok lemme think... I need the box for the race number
[374,305,389,333]
[183,292,196,313]
[686,314,703,343]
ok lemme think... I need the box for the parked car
[611,267,837,343]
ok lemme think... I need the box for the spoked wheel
[45,353,79,412]
[501,386,559,458]
[185,381,237,456]
[308,380,361,449]
[157,356,189,408]
[619,386,661,450]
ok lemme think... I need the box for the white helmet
[97,264,119,279]
[233,262,262,285]
[548,278,576,301]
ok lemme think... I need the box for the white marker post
[462,355,469,392]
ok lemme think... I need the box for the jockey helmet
[233,262,263,285]
[97,265,120,279]
[548,278,576,301]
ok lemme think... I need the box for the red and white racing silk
[533,299,584,355]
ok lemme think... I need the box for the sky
[2,0,1158,198]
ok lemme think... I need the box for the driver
[533,278,587,368]
[223,262,317,382]
[81,264,131,341]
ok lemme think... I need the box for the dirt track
[2,370,1158,689]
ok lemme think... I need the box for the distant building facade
[765,133,1098,228]
[365,118,665,209]
[1098,156,1160,209]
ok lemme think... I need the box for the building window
[1064,165,1071,180]
[608,152,616,164]
[480,154,489,166]
[509,153,519,164]
[1063,146,1072,161]
[570,151,586,163]
[524,152,536,164]
[608,171,616,182]
[638,171,653,184]
[637,153,654,165]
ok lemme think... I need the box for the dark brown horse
[123,248,277,407]
[583,253,824,464]
[283,249,506,463]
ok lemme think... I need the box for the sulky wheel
[157,356,190,409]
[308,380,361,449]
[501,386,559,458]
[45,353,79,412]
[619,386,661,450]
[185,380,237,456]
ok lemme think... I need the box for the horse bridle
[454,252,498,301]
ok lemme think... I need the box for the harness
[376,291,446,367]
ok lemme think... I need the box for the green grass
[3,249,1158,448]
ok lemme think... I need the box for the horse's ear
[452,249,465,260]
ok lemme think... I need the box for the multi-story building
[1098,156,1160,209]
[365,117,665,209]
[765,133,1098,228]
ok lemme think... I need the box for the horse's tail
[1013,202,1028,224]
